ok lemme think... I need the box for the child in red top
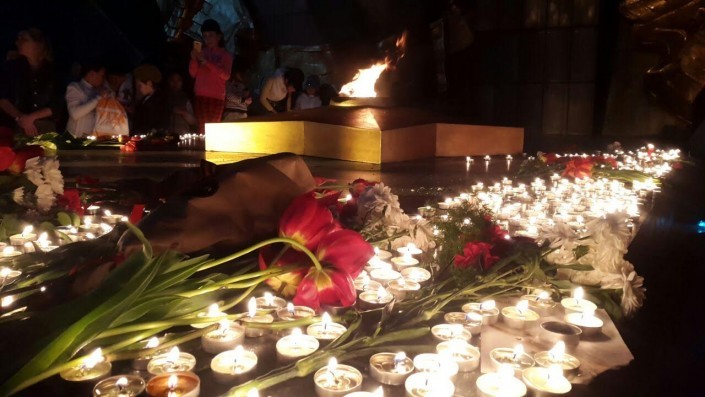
[189,19,232,134]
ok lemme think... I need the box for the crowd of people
[0,20,328,140]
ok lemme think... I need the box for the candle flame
[104,210,112,217]
[466,312,483,323]
[516,300,529,314]
[374,247,380,256]
[85,348,104,369]
[234,345,244,359]
[166,346,180,362]
[538,290,551,300]
[1,295,14,307]
[0,267,10,277]
[444,198,452,204]
[512,344,524,360]
[549,341,566,362]
[287,302,295,314]
[377,287,387,301]
[394,352,406,362]
[22,225,33,236]
[263,292,274,306]
[321,312,332,325]
[498,364,515,379]
[248,297,257,318]
[116,377,128,387]
[573,287,584,301]
[219,320,231,332]
[38,232,48,242]
[145,337,160,349]
[167,374,178,390]
[327,357,338,373]
[339,63,387,98]
[2,247,14,256]
[83,216,92,226]
[480,300,496,311]
[547,364,565,385]
[247,388,260,397]
[291,328,302,336]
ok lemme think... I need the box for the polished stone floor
[51,142,705,396]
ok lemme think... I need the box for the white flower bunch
[20,156,64,213]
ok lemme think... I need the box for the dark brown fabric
[120,153,316,256]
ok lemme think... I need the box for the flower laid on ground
[563,157,594,178]
[453,241,498,270]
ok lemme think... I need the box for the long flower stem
[95,313,245,339]
[196,237,322,273]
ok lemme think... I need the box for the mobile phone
[193,41,202,52]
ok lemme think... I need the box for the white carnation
[42,158,64,195]
[23,157,44,187]
[12,187,24,204]
[35,183,55,212]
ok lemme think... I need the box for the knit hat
[201,19,222,34]
[133,64,162,84]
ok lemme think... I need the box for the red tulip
[562,158,593,179]
[293,266,356,310]
[453,241,498,271]
[279,194,335,251]
[0,146,16,172]
[7,145,44,174]
[258,244,310,297]
[316,229,373,279]
[350,178,377,198]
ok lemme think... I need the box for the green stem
[196,237,322,273]
[95,313,245,339]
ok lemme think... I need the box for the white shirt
[65,79,102,138]
[295,93,322,110]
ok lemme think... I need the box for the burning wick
[115,376,128,393]
[167,374,178,393]
[232,345,244,372]
[321,312,332,333]
[165,347,180,370]
[21,225,33,237]
[512,344,524,362]
[516,300,529,316]
[80,348,104,375]
[377,287,387,303]
[394,352,407,373]
[287,302,295,315]
[145,337,160,349]
[263,292,274,307]
[548,341,565,363]
[327,357,339,385]
[248,298,257,319]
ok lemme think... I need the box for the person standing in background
[222,64,251,121]
[0,28,62,136]
[295,75,322,110]
[65,62,108,138]
[167,71,197,134]
[189,19,232,134]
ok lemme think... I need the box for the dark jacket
[133,89,169,133]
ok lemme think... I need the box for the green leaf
[56,212,72,226]
[110,295,183,327]
[70,212,81,227]
[559,264,594,272]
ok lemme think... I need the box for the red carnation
[562,158,593,179]
[453,241,499,271]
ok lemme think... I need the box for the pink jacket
[189,47,232,100]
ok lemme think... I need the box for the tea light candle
[490,345,535,377]
[353,274,382,295]
[390,253,419,272]
[521,290,557,316]
[307,313,347,342]
[101,210,123,225]
[314,358,363,397]
[190,303,227,329]
[560,287,597,313]
[443,312,483,335]
[501,300,540,330]
[81,217,102,234]
[476,365,527,397]
[276,302,316,321]
[533,342,581,378]
[241,297,274,337]
[358,287,393,311]
[522,365,572,396]
[386,278,420,301]
[372,247,392,261]
[412,353,459,381]
[146,372,200,397]
[210,345,258,384]
[276,328,320,361]
[0,246,21,260]
[344,386,383,397]
[564,308,604,336]
[462,300,499,325]
[9,226,36,246]
[0,266,21,286]
[147,347,197,375]
[369,352,414,385]
[201,320,245,354]
[431,323,472,342]
[396,243,422,256]
[60,348,112,383]
[436,339,480,372]
[132,336,163,370]
[400,267,431,285]
[438,198,454,210]
[404,372,455,397]
[255,292,286,311]
[369,268,401,284]
[92,375,145,397]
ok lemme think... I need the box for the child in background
[294,75,322,110]
[222,65,251,121]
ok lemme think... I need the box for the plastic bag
[94,97,129,137]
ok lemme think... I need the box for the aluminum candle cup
[400,267,431,285]
[412,353,459,381]
[365,257,392,273]
[489,346,535,377]
[560,288,597,314]
[369,268,401,284]
[391,255,419,272]
[0,247,22,261]
[210,346,258,384]
[353,277,382,295]
[538,321,582,348]
[431,323,472,342]
[147,347,197,375]
[373,248,393,261]
[242,298,274,337]
[131,337,164,370]
[386,278,420,301]
[146,372,200,397]
[444,312,483,335]
[276,303,316,321]
[369,352,414,385]
[307,313,347,343]
[9,226,36,246]
[404,372,455,397]
[314,359,363,397]
[92,375,145,397]
[501,301,540,330]
[522,366,572,396]
[358,288,394,311]
[200,321,246,354]
[476,367,527,397]
[396,243,423,256]
[60,349,111,383]
[190,304,227,329]
[255,293,287,311]
[462,301,500,325]
[276,328,320,362]
[564,311,604,337]
[521,293,557,316]
[533,342,581,379]
[436,339,480,372]
[0,266,21,286]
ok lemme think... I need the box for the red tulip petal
[316,229,373,278]
[279,194,335,250]
[0,146,16,172]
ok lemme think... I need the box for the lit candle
[344,386,384,397]
[201,320,245,354]
[462,300,499,325]
[443,311,482,335]
[59,348,112,383]
[438,197,454,210]
[369,352,414,385]
[489,344,535,377]
[400,267,431,285]
[368,268,401,284]
[436,339,480,372]
[9,226,37,246]
[358,287,394,311]
[476,365,527,397]
[92,375,145,397]
[396,243,422,256]
[353,274,382,295]
[390,252,419,272]
[564,308,604,336]
[314,358,363,397]
[404,372,455,397]
[255,292,287,311]
[0,246,21,260]
[521,290,556,316]
[190,303,227,329]
[501,300,540,330]
[101,210,123,225]
[371,247,392,261]
[145,372,200,397]
[386,278,420,301]
[560,287,597,313]
[0,266,21,286]
[210,345,258,384]
[365,256,392,273]
[307,313,347,342]
[431,323,472,342]
[147,347,196,375]
[241,297,274,337]
[276,302,316,321]
[132,336,163,370]
[522,365,572,396]
[412,353,459,381]
[276,328,320,362]
[533,341,581,378]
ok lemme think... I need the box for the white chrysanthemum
[542,221,580,250]
[42,158,64,195]
[600,260,645,316]
[586,212,631,251]
[12,187,24,204]
[568,269,610,286]
[23,157,44,187]
[391,218,436,251]
[546,246,577,265]
[35,183,55,212]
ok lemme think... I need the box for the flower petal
[316,229,373,278]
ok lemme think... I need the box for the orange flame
[339,63,387,98]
